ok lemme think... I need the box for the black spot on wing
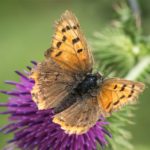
[55,51,62,57]
[62,25,78,32]
[120,95,125,99]
[56,42,62,48]
[62,35,67,42]
[73,26,77,29]
[77,49,83,53]
[62,28,66,32]
[128,90,134,98]
[114,85,117,89]
[106,102,111,109]
[120,84,127,91]
[128,94,132,98]
[113,100,120,105]
[131,90,134,94]
[72,37,80,44]
[66,26,71,30]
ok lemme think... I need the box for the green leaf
[91,1,150,149]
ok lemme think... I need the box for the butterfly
[30,10,145,135]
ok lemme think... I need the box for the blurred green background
[0,0,149,149]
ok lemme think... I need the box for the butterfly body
[54,72,103,114]
[30,10,145,135]
[75,73,102,94]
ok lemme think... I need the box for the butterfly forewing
[30,10,94,111]
[45,10,93,74]
[30,59,76,110]
[98,78,145,116]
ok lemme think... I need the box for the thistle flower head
[0,62,111,150]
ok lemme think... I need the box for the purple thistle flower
[0,62,111,150]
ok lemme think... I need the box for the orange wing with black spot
[98,78,145,116]
[45,10,93,74]
[30,10,93,111]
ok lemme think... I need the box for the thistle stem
[125,56,150,80]
[127,0,141,30]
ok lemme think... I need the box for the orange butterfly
[30,10,145,135]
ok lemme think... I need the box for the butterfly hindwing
[53,94,101,135]
[98,78,145,116]
[45,10,93,74]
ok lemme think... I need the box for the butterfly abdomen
[53,93,77,114]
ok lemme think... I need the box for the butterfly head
[85,72,104,88]
[95,72,104,87]
[85,74,98,88]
